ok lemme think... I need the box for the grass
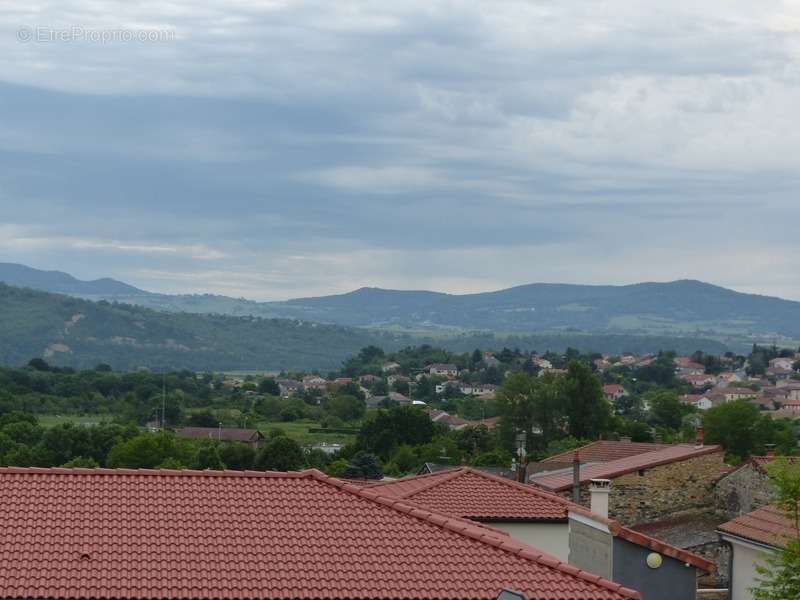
[36,412,356,447]
[254,419,356,446]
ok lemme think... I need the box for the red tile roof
[0,467,639,600]
[366,467,576,521]
[568,506,716,573]
[718,505,800,549]
[532,444,723,492]
[542,440,672,464]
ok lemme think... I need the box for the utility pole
[515,431,527,483]
[161,371,167,431]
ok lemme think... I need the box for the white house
[718,505,796,600]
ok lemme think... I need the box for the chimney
[572,450,581,504]
[695,426,704,448]
[765,444,776,459]
[589,479,611,519]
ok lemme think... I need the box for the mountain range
[0,282,730,371]
[2,262,800,339]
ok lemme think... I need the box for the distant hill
[269,281,800,338]
[0,283,406,371]
[3,263,799,340]
[0,263,148,298]
[0,283,730,371]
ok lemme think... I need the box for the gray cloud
[0,1,799,299]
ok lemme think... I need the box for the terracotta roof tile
[366,467,576,521]
[367,468,713,573]
[542,440,672,464]
[0,467,639,600]
[718,505,800,549]
[531,444,723,492]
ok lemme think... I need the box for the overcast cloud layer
[0,1,799,300]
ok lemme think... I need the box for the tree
[186,410,218,427]
[752,460,800,599]
[327,395,365,422]
[27,358,50,372]
[342,451,382,480]
[563,361,611,440]
[704,400,768,461]
[106,433,176,469]
[356,406,434,458]
[255,436,305,471]
[646,390,686,431]
[496,372,564,456]
[219,443,256,470]
[258,378,281,396]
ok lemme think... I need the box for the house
[301,375,328,390]
[428,363,459,377]
[717,505,798,600]
[435,379,461,394]
[768,357,795,371]
[540,439,673,466]
[367,468,713,600]
[530,439,725,526]
[387,373,410,386]
[603,384,626,402]
[176,427,265,449]
[568,484,715,600]
[766,367,793,381]
[681,394,714,411]
[482,352,502,368]
[531,356,553,370]
[0,467,642,600]
[721,387,758,402]
[780,399,800,411]
[714,453,796,517]
[276,378,302,397]
[673,358,706,376]
[366,391,412,408]
[428,408,471,430]
[680,373,716,387]
[381,361,401,373]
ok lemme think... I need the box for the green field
[38,412,355,448]
[37,414,113,427]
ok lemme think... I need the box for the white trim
[719,531,778,553]
[568,511,610,533]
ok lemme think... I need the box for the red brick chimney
[695,426,704,448]
[765,444,776,459]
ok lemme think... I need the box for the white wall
[491,522,570,562]
[728,538,776,600]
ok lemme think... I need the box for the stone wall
[714,462,772,518]
[561,451,725,526]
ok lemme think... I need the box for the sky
[0,1,799,301]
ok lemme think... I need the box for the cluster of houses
[596,354,800,419]
[3,430,796,600]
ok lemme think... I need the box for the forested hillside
[0,284,403,371]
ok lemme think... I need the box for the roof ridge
[364,467,462,491]
[458,467,582,508]
[316,471,640,599]
[0,466,313,478]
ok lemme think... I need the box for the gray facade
[612,537,697,600]
[569,514,700,600]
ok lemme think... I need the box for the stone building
[714,452,796,518]
[529,442,725,526]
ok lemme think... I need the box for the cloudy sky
[1,1,799,300]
